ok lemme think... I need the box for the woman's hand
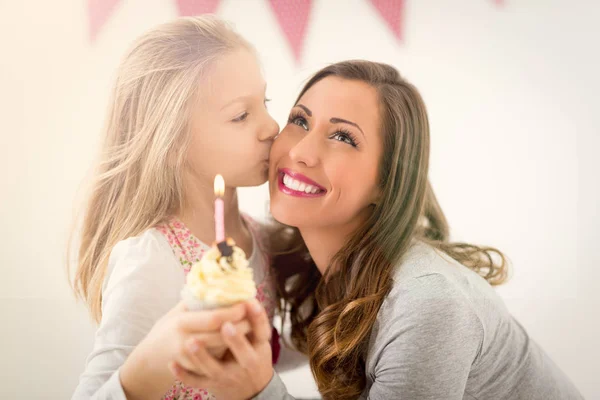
[169,299,274,400]
[120,300,251,400]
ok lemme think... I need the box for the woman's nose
[289,131,320,167]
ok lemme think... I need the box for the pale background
[1,0,599,398]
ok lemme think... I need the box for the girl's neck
[177,183,247,248]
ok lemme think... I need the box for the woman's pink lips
[277,168,327,198]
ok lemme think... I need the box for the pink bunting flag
[175,0,221,16]
[368,0,405,41]
[268,0,313,63]
[88,0,122,42]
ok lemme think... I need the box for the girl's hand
[120,300,251,399]
[169,299,274,400]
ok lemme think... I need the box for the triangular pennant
[268,0,313,63]
[368,0,405,41]
[493,0,505,6]
[175,0,221,16]
[88,0,122,42]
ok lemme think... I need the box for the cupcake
[181,240,257,311]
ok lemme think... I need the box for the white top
[72,227,268,400]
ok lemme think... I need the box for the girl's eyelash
[234,98,270,121]
[330,128,359,148]
[232,112,248,122]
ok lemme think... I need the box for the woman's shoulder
[370,242,486,356]
[379,241,505,330]
[391,241,495,296]
[384,242,479,314]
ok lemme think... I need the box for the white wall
[1,0,598,398]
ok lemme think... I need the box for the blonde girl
[70,16,279,400]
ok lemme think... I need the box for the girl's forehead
[199,49,265,107]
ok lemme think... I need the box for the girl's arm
[72,231,182,399]
[72,231,249,399]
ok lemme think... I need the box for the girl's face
[269,77,383,231]
[187,49,279,188]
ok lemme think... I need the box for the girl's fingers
[190,319,251,348]
[221,321,258,370]
[166,300,188,316]
[176,302,247,332]
[245,299,271,344]
[176,338,208,373]
[189,339,226,378]
[168,361,210,389]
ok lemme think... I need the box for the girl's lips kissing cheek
[277,168,327,198]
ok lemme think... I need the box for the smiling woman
[270,76,382,240]
[255,60,583,400]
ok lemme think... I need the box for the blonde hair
[69,16,253,322]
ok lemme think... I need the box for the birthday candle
[214,174,225,243]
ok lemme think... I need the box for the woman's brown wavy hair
[270,60,508,399]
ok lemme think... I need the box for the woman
[170,60,583,400]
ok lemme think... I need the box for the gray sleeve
[253,373,296,400]
[366,274,483,400]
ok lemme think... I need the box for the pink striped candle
[214,174,225,242]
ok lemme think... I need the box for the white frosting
[182,245,256,308]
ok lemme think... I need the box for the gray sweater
[257,242,583,400]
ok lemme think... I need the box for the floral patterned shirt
[156,215,278,400]
[72,215,279,400]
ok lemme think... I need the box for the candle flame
[214,174,225,197]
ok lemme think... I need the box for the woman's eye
[232,112,248,122]
[289,116,308,130]
[332,132,357,147]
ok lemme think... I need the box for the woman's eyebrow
[295,104,312,117]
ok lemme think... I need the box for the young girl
[70,16,279,399]
[170,61,583,400]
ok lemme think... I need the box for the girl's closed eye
[232,112,249,122]
[330,129,359,148]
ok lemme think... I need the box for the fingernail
[251,299,262,314]
[223,321,236,336]
[188,339,199,353]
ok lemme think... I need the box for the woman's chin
[270,202,300,228]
